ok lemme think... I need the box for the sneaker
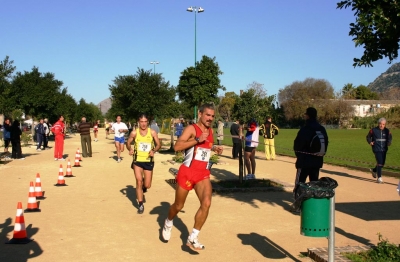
[187,236,205,250]
[58,158,65,161]
[36,149,41,152]
[16,158,25,160]
[377,177,384,184]
[370,168,377,179]
[117,158,121,163]
[55,158,58,161]
[251,174,256,179]
[138,204,144,214]
[162,220,172,241]
[245,174,251,180]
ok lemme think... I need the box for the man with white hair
[366,118,392,183]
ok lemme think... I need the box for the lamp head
[187,6,193,12]
[198,7,204,13]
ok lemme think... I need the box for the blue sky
[1,0,394,105]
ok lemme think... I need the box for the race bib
[194,148,211,162]
[139,142,151,152]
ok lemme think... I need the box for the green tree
[342,83,356,99]
[337,0,400,66]
[355,85,379,100]
[177,55,225,108]
[232,82,276,124]
[75,98,102,123]
[11,67,64,120]
[218,91,238,121]
[0,56,17,115]
[108,68,176,122]
[52,88,77,124]
[278,78,335,122]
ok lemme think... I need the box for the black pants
[295,168,320,185]
[43,135,49,148]
[11,139,22,159]
[36,133,44,149]
[373,151,387,178]
[232,142,242,159]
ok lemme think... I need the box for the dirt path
[0,132,399,262]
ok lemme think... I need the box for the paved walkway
[0,132,399,262]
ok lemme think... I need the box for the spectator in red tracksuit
[52,115,65,160]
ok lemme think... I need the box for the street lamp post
[150,61,159,74]
[187,6,204,122]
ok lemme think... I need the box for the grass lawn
[215,128,400,173]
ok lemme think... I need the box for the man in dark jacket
[230,120,242,159]
[293,107,328,187]
[366,118,392,184]
[35,119,46,151]
[78,117,92,157]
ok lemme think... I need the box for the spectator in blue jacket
[175,119,184,139]
[366,118,392,184]
[2,117,12,156]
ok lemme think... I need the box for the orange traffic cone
[6,202,33,244]
[54,164,68,186]
[76,148,82,161]
[34,173,45,199]
[73,155,81,167]
[65,159,75,177]
[25,182,41,212]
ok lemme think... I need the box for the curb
[308,245,373,262]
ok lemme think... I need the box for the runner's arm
[126,130,137,151]
[174,125,197,152]
[151,129,161,152]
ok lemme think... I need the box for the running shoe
[55,158,58,161]
[36,149,41,152]
[58,158,65,161]
[377,177,384,184]
[138,204,144,214]
[187,236,205,250]
[162,220,172,241]
[251,174,256,179]
[117,158,121,163]
[370,168,377,179]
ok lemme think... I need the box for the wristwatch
[195,137,200,143]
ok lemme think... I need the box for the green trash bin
[300,197,330,237]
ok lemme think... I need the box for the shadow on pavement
[120,185,139,209]
[320,169,397,186]
[0,220,43,262]
[238,233,301,261]
[336,201,400,221]
[335,226,373,246]
[211,168,295,212]
[149,202,199,255]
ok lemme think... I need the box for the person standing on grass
[260,116,279,160]
[78,117,92,158]
[217,120,224,145]
[51,115,66,161]
[162,103,223,250]
[366,117,392,184]
[126,114,161,214]
[244,119,259,180]
[112,115,128,163]
[293,107,328,190]
[230,119,242,159]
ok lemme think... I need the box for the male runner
[93,120,100,142]
[162,103,223,250]
[126,114,161,214]
[111,115,128,163]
